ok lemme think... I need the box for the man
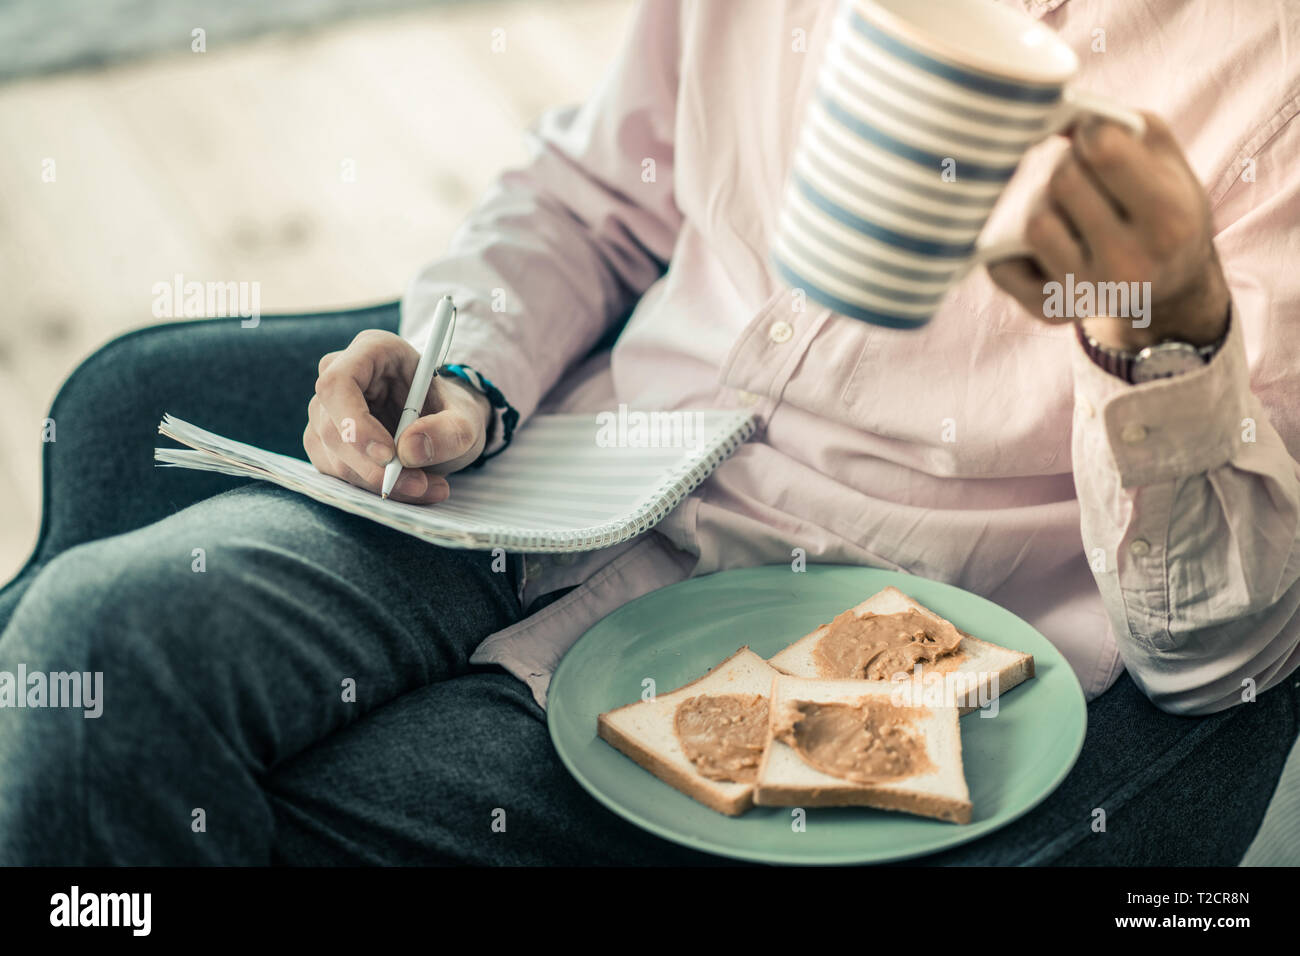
[1,0,1298,864]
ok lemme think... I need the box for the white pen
[381,295,457,499]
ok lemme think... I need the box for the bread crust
[596,717,753,816]
[753,777,972,824]
[596,646,768,817]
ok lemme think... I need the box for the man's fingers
[317,350,343,376]
[987,257,1071,324]
[310,396,387,485]
[304,421,374,490]
[386,468,452,505]
[987,257,1043,308]
[307,418,449,504]
[303,422,330,474]
[313,346,398,467]
[1046,154,1126,257]
[1073,113,1180,226]
[1024,201,1085,278]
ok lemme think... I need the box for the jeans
[1,306,1296,865]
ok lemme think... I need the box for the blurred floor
[0,0,634,583]
[0,0,479,82]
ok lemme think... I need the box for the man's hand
[304,330,492,503]
[988,112,1231,351]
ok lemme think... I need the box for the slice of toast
[754,676,972,824]
[597,647,782,816]
[768,586,1034,714]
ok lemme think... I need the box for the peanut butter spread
[774,698,935,783]
[674,694,770,783]
[813,609,964,680]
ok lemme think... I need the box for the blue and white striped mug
[772,0,1145,329]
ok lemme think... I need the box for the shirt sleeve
[399,0,683,432]
[1071,109,1300,715]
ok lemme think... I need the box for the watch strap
[1076,323,1136,381]
[1075,316,1229,384]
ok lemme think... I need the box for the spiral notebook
[154,410,756,552]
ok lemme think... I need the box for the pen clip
[434,302,457,373]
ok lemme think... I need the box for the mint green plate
[547,564,1087,865]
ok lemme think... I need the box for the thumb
[396,384,485,473]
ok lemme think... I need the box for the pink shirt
[403,0,1300,715]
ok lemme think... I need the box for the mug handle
[965,89,1147,270]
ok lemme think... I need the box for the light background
[0,0,635,582]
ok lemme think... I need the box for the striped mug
[772,0,1145,329]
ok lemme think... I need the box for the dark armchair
[0,302,399,628]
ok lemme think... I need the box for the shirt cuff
[1071,305,1249,488]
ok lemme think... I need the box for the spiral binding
[440,412,758,552]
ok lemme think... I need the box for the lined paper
[155,410,756,552]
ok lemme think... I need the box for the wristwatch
[1076,314,1230,384]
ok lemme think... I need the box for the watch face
[1131,343,1205,383]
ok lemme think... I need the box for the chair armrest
[2,302,399,602]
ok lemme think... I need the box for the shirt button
[768,320,794,344]
[525,558,544,579]
[736,389,761,406]
[1120,423,1148,445]
[1129,538,1151,557]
